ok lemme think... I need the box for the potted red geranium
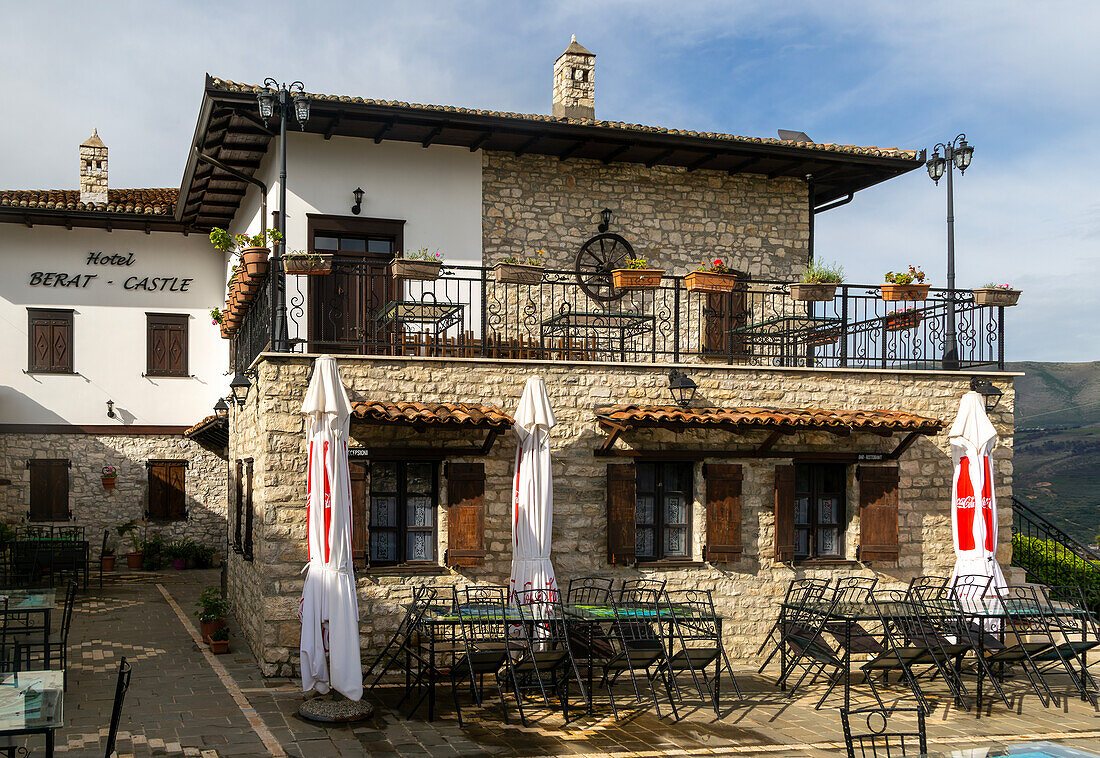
[972,282,1021,307]
[686,258,741,293]
[101,465,118,490]
[881,266,931,301]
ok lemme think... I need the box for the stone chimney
[79,129,108,204]
[553,35,595,120]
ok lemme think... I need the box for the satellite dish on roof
[778,129,814,143]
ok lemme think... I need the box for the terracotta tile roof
[351,401,514,429]
[183,414,228,448]
[208,78,918,161]
[594,405,943,434]
[0,188,177,216]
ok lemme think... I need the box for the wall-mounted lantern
[230,373,252,408]
[351,187,364,215]
[970,377,1003,413]
[668,369,697,408]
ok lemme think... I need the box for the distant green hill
[1009,361,1100,544]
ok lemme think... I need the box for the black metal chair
[1037,584,1100,700]
[664,589,742,715]
[450,586,514,726]
[104,657,132,758]
[994,584,1084,706]
[757,578,831,672]
[566,576,613,606]
[599,589,681,720]
[616,578,667,604]
[98,529,109,589]
[507,588,588,724]
[823,578,884,658]
[365,586,437,691]
[905,575,949,600]
[840,707,927,758]
[15,579,78,688]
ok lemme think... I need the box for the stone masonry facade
[481,152,810,282]
[228,352,1015,677]
[0,432,227,557]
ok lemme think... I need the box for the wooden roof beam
[768,160,809,179]
[421,125,444,148]
[558,139,586,161]
[645,148,676,168]
[324,111,343,140]
[686,152,719,172]
[727,157,761,175]
[468,131,493,152]
[602,143,633,164]
[373,120,394,144]
[514,134,541,156]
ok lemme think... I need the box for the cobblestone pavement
[20,571,1100,757]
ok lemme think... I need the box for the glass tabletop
[0,589,57,612]
[0,671,64,733]
[924,741,1100,758]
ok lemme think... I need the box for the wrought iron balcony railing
[231,260,1007,373]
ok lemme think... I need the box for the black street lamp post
[926,133,974,370]
[256,80,310,351]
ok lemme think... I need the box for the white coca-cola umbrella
[508,376,559,603]
[299,355,363,701]
[948,390,1007,594]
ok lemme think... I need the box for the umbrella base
[298,695,373,723]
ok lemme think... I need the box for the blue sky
[4,1,1098,362]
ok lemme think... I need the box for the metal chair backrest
[455,586,508,648]
[905,575,949,600]
[665,589,720,641]
[1041,584,1099,634]
[869,589,924,645]
[840,707,927,758]
[511,588,569,645]
[53,526,84,542]
[104,657,132,758]
[996,584,1057,634]
[835,577,877,595]
[617,579,666,606]
[609,596,664,647]
[566,576,613,605]
[952,574,994,612]
[60,579,78,644]
[18,526,51,540]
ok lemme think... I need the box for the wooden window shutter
[773,464,796,562]
[446,462,485,567]
[243,459,255,561]
[606,463,636,565]
[704,463,743,563]
[28,309,73,373]
[148,461,186,521]
[859,466,900,563]
[233,460,243,552]
[29,460,69,521]
[147,314,188,377]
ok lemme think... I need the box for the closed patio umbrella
[299,355,363,701]
[948,390,1007,594]
[508,376,558,602]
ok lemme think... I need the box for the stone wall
[227,352,1015,676]
[0,432,227,556]
[481,152,810,282]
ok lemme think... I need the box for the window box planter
[880,283,930,301]
[493,262,544,285]
[789,282,839,302]
[885,311,923,332]
[200,619,225,643]
[209,639,230,655]
[390,258,443,281]
[972,287,1020,307]
[284,253,333,276]
[685,271,740,293]
[241,247,270,280]
[807,328,841,347]
[611,268,664,289]
[101,476,116,490]
[125,551,144,570]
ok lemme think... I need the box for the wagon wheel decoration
[574,232,634,302]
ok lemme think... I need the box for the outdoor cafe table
[0,590,56,667]
[9,539,90,589]
[0,670,64,757]
[778,597,1091,715]
[411,600,721,721]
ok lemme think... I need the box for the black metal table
[0,670,63,756]
[730,315,842,366]
[540,311,656,361]
[0,589,56,667]
[377,300,465,337]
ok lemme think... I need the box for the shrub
[210,627,230,642]
[195,586,231,623]
[1012,533,1100,614]
[802,260,844,284]
[140,534,168,570]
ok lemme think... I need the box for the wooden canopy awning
[593,404,942,458]
[183,414,228,453]
[350,401,513,455]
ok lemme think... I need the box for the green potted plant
[789,261,844,302]
[283,249,333,276]
[972,282,1021,307]
[391,248,444,281]
[209,626,230,655]
[493,249,546,284]
[885,306,923,332]
[101,544,116,572]
[116,519,147,569]
[195,586,231,643]
[611,255,664,289]
[209,227,283,282]
[685,258,742,293]
[881,266,930,301]
[166,540,190,570]
[101,465,118,491]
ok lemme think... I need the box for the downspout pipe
[813,192,854,215]
[191,148,267,238]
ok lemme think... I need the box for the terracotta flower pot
[209,639,230,655]
[685,270,740,293]
[241,247,270,281]
[789,282,839,302]
[493,262,544,285]
[880,283,930,301]
[201,619,225,643]
[972,288,1020,307]
[283,253,333,276]
[611,269,664,289]
[885,312,923,332]
[102,476,116,490]
[125,552,144,570]
[101,555,116,571]
[173,558,187,570]
[390,258,442,281]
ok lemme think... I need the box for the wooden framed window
[232,459,244,553]
[146,313,188,377]
[243,459,254,561]
[28,459,70,521]
[27,309,73,373]
[634,461,693,562]
[147,460,187,521]
[445,462,485,568]
[368,460,438,566]
[792,462,847,560]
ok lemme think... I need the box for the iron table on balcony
[540,310,656,362]
[729,315,843,366]
[376,299,466,350]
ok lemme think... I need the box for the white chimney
[553,35,595,120]
[79,129,108,205]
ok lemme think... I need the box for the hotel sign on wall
[28,252,194,292]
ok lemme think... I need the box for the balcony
[232,260,1006,374]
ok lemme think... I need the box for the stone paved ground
[20,570,1100,757]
